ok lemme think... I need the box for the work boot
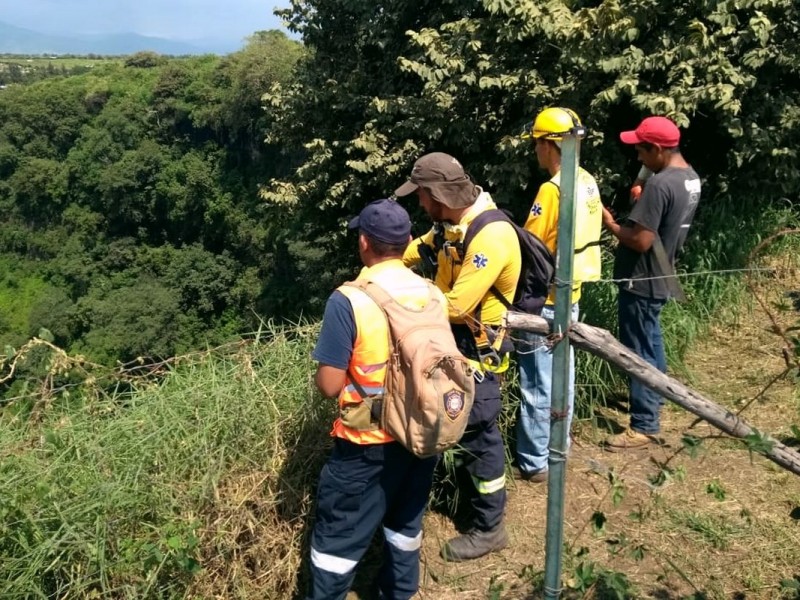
[605,428,655,452]
[440,522,508,562]
[511,466,548,483]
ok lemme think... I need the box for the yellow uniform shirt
[403,191,521,326]
[523,168,603,305]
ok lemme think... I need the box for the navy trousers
[307,439,437,600]
[618,289,667,434]
[449,324,507,531]
[458,372,506,531]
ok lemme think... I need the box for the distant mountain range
[0,21,237,55]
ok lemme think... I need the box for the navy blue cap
[347,199,411,245]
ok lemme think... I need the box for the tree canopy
[1,1,799,368]
[0,32,304,365]
[263,0,800,310]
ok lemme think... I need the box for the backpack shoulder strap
[461,209,516,313]
[461,209,511,255]
[341,280,394,315]
[341,280,439,319]
[432,223,446,254]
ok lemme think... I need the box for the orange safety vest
[333,259,446,445]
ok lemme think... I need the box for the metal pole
[542,125,585,600]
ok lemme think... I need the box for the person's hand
[630,184,643,202]
[602,206,616,228]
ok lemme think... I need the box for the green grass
[0,256,57,348]
[0,323,332,599]
[667,510,744,551]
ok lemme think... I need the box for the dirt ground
[414,266,800,599]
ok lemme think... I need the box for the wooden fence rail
[505,312,800,476]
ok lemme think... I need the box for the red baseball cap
[620,116,680,147]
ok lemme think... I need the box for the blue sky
[0,0,290,43]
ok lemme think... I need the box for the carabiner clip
[477,344,502,370]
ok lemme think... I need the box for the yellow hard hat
[521,107,583,141]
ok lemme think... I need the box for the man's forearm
[602,207,653,253]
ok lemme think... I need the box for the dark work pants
[618,289,667,434]
[306,439,438,600]
[458,372,506,531]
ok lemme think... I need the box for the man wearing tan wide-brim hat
[395,152,522,562]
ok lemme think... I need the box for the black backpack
[433,209,555,315]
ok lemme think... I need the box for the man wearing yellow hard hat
[514,107,603,481]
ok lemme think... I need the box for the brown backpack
[342,280,475,458]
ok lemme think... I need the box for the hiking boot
[605,428,655,452]
[511,466,548,483]
[440,523,508,562]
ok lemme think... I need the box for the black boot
[440,522,508,561]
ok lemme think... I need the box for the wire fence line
[441,261,800,356]
[558,264,800,288]
[2,258,797,405]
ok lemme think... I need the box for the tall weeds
[0,324,332,599]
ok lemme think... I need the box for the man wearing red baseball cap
[601,116,701,450]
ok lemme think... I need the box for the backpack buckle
[476,341,502,370]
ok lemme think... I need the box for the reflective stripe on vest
[343,383,385,396]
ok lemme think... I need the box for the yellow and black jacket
[403,190,522,327]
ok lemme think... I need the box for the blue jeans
[515,304,578,474]
[618,289,667,434]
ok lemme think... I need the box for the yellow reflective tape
[472,474,506,495]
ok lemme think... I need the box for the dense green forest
[262,0,799,313]
[0,32,304,371]
[1,0,799,379]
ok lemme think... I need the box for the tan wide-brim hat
[394,152,479,208]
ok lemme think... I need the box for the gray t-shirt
[613,165,701,299]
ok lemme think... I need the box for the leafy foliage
[265,0,800,315]
[0,33,304,368]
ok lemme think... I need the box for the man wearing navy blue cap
[307,199,447,599]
